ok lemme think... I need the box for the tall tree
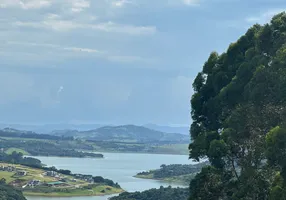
[189,12,286,200]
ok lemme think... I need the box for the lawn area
[0,162,124,197]
[0,163,56,183]
[5,148,30,155]
[0,171,15,183]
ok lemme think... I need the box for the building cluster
[0,165,97,190]
[74,174,94,183]
[44,171,59,178]
[0,165,27,176]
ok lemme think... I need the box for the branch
[227,155,240,181]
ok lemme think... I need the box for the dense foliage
[0,128,73,140]
[110,186,189,200]
[0,138,102,158]
[137,162,209,179]
[0,151,42,167]
[0,180,26,200]
[189,12,286,200]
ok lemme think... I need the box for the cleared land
[0,163,123,197]
[5,148,30,155]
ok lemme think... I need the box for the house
[0,166,16,172]
[27,180,41,187]
[86,178,94,184]
[16,170,27,176]
[45,171,57,177]
[74,174,94,183]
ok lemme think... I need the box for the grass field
[0,163,58,183]
[5,148,30,155]
[0,163,123,197]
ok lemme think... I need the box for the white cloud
[111,0,132,7]
[46,13,61,20]
[14,19,157,35]
[168,0,200,6]
[7,41,59,48]
[7,41,102,54]
[245,9,286,24]
[182,0,200,6]
[6,41,150,64]
[90,21,156,35]
[57,86,64,95]
[63,47,100,53]
[70,0,90,13]
[0,0,51,9]
[14,20,80,31]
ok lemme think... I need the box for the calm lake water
[26,153,195,200]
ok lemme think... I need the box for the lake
[26,153,195,200]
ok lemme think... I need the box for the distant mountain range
[0,123,105,134]
[0,123,189,135]
[51,125,190,143]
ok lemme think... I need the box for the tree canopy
[0,180,26,200]
[110,186,189,200]
[189,12,286,200]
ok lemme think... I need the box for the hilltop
[51,125,189,143]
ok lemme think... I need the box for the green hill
[52,125,189,143]
[135,162,209,185]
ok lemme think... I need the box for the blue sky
[0,0,285,126]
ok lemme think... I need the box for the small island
[135,162,209,185]
[0,151,123,197]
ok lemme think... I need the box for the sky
[0,0,285,126]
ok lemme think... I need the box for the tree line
[0,179,26,200]
[0,139,102,158]
[110,186,189,200]
[137,162,209,179]
[0,129,73,141]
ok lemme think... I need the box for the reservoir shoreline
[26,152,192,200]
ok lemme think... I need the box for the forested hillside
[0,180,26,200]
[110,187,189,200]
[136,162,209,184]
[189,12,286,199]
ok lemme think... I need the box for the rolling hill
[51,125,189,143]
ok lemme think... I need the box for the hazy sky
[0,0,284,125]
